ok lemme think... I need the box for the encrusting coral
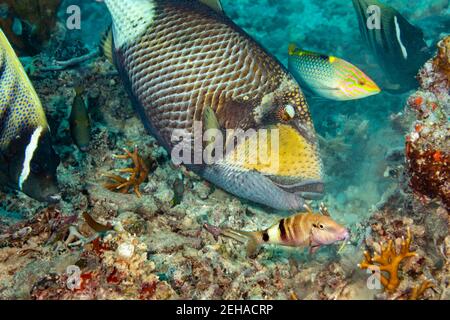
[405,35,450,210]
[358,228,417,293]
[408,280,434,300]
[104,147,150,198]
[433,37,450,83]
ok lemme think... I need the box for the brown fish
[204,205,349,257]
[102,0,324,210]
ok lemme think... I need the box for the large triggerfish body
[102,0,324,210]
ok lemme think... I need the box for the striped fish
[0,28,60,202]
[288,44,380,101]
[103,0,324,210]
[352,0,431,93]
[204,206,349,257]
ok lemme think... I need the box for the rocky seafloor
[0,1,449,300]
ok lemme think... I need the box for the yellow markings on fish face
[329,56,337,63]
[223,124,322,180]
[332,58,381,99]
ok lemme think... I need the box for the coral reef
[406,36,450,210]
[358,228,417,293]
[433,37,450,83]
[104,147,152,198]
[0,1,448,301]
[409,280,434,300]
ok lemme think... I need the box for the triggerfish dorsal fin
[100,26,114,65]
[199,0,224,14]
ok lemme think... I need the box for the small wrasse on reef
[204,205,349,257]
[69,86,91,151]
[0,27,60,203]
[288,44,380,101]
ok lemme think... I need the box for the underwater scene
[0,0,448,301]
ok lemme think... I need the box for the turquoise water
[0,0,448,300]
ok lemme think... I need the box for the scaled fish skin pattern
[288,44,381,101]
[0,28,60,203]
[103,0,324,211]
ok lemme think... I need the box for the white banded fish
[0,27,60,203]
[352,0,431,93]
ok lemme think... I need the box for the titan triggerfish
[102,0,324,210]
[0,28,60,202]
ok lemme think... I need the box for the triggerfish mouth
[0,28,60,203]
[288,44,381,101]
[102,0,324,210]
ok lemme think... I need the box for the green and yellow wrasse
[288,44,380,101]
[204,206,349,257]
[352,0,431,93]
[69,86,91,151]
[0,28,60,203]
[102,0,324,210]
